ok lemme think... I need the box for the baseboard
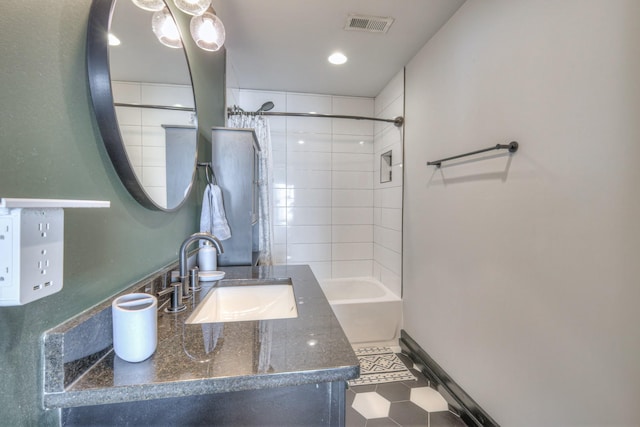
[399,330,500,427]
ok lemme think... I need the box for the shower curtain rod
[114,102,195,112]
[227,107,404,127]
[115,103,404,127]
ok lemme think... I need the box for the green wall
[0,1,225,424]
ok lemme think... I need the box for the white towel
[200,184,231,241]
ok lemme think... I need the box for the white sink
[186,278,298,323]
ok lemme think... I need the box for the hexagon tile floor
[346,352,467,427]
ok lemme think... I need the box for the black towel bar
[427,141,519,167]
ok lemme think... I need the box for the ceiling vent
[344,14,394,34]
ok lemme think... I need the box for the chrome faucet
[164,232,224,313]
[179,232,224,295]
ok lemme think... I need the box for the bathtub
[319,277,402,345]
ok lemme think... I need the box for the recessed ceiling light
[108,33,121,46]
[328,52,347,65]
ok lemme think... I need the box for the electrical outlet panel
[0,208,64,306]
[0,198,110,306]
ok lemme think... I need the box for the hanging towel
[200,183,231,241]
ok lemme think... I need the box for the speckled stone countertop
[43,265,358,409]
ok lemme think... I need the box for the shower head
[256,101,274,113]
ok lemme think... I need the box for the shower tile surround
[112,81,195,207]
[235,74,404,297]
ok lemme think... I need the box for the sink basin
[186,278,298,323]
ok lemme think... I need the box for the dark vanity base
[62,381,346,426]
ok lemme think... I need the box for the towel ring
[197,162,217,185]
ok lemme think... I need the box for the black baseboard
[399,330,500,427]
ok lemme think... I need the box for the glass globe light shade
[151,7,183,49]
[131,0,165,12]
[174,0,212,16]
[190,10,225,52]
[108,33,121,46]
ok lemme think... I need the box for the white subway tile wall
[112,81,194,207]
[373,70,405,298]
[235,78,403,290]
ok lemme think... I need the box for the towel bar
[427,141,519,167]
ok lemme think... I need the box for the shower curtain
[228,113,274,266]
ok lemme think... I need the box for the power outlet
[0,208,64,306]
[0,217,13,291]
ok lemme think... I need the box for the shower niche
[211,127,260,266]
[380,150,392,183]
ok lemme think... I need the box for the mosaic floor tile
[430,411,469,427]
[349,347,416,386]
[388,400,429,426]
[410,387,450,412]
[376,381,411,402]
[352,392,391,419]
[346,351,468,427]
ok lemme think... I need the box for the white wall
[373,71,405,297]
[403,1,640,425]
[225,52,240,109]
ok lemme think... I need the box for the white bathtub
[319,277,402,345]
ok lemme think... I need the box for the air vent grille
[345,14,394,33]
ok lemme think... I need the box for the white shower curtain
[228,113,274,266]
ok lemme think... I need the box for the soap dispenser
[197,241,217,272]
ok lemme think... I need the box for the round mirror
[87,0,198,211]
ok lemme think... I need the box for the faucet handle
[164,282,186,313]
[156,286,174,298]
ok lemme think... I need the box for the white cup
[112,293,157,363]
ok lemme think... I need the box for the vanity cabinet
[62,381,346,426]
[44,265,358,427]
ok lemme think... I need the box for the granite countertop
[43,265,359,409]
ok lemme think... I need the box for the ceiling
[110,0,193,85]
[109,0,466,98]
[213,0,466,97]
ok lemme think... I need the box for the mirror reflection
[102,0,197,210]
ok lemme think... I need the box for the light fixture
[190,7,226,51]
[108,33,121,46]
[151,7,183,49]
[134,0,226,52]
[328,52,348,65]
[131,0,165,12]
[174,0,212,16]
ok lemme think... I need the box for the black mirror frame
[86,0,197,212]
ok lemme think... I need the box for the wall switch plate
[0,208,64,306]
